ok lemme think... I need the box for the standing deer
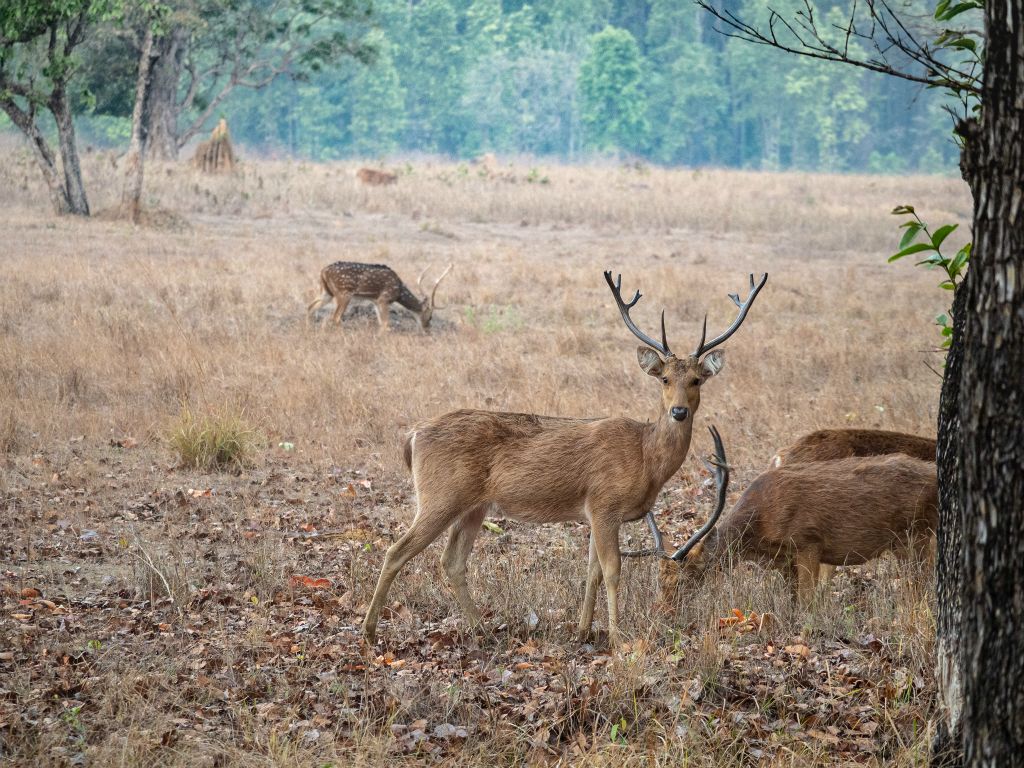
[659,452,938,605]
[307,261,452,330]
[362,271,768,647]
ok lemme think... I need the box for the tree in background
[0,0,114,215]
[349,31,404,157]
[578,26,647,155]
[112,0,374,159]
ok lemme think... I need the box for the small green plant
[526,167,550,185]
[166,403,257,471]
[889,205,970,350]
[609,717,628,746]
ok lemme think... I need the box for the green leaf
[931,223,958,250]
[482,520,504,534]
[899,222,923,250]
[889,242,935,262]
[942,326,954,336]
[891,205,916,215]
[946,37,977,52]
[936,313,949,326]
[940,281,956,290]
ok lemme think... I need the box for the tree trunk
[948,3,1024,765]
[145,27,187,160]
[0,99,72,215]
[122,27,157,223]
[932,271,968,768]
[50,82,89,216]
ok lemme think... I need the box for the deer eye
[690,378,701,387]
[661,377,669,384]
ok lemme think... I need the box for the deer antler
[621,511,667,558]
[693,273,768,358]
[429,263,453,309]
[604,271,671,357]
[670,425,730,561]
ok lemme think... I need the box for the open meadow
[0,145,972,766]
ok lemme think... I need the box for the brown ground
[0,145,970,766]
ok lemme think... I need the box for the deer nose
[670,406,689,422]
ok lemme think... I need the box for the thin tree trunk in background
[122,27,157,224]
[145,27,187,160]
[949,2,1024,764]
[50,83,89,216]
[0,100,72,215]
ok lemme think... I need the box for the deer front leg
[374,298,392,329]
[440,505,486,629]
[592,520,624,647]
[575,532,604,643]
[793,547,822,606]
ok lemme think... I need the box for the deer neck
[397,286,424,313]
[643,414,695,487]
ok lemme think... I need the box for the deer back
[320,261,420,308]
[709,453,937,568]
[773,428,936,466]
[407,409,668,526]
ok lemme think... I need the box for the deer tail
[402,431,415,472]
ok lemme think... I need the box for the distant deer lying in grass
[659,451,937,605]
[362,271,767,647]
[307,261,452,331]
[356,167,397,185]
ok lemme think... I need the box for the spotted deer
[307,261,452,330]
[362,271,768,647]
[658,452,938,605]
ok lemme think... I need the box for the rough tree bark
[50,83,89,216]
[122,27,157,223]
[144,27,188,160]
[947,2,1024,765]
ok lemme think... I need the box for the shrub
[166,403,257,471]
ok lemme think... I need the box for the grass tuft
[166,402,258,471]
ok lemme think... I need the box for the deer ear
[700,349,725,380]
[637,346,665,376]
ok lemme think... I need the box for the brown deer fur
[356,167,397,185]
[670,454,937,603]
[771,428,936,587]
[772,428,936,467]
[362,272,767,647]
[306,261,450,330]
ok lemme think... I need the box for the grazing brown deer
[362,271,768,647]
[307,262,452,330]
[356,167,397,185]
[660,453,937,605]
[771,428,936,468]
[770,428,936,586]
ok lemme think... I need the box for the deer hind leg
[362,504,456,645]
[440,504,486,628]
[330,294,351,326]
[575,532,605,643]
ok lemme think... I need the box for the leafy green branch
[889,205,970,350]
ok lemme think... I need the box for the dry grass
[0,143,969,766]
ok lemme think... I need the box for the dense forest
[7,0,961,173]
